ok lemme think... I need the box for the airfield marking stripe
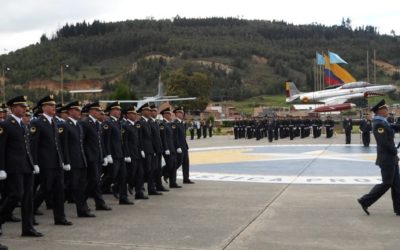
[178,172,381,185]
[190,144,376,152]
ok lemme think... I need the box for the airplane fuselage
[292,82,396,105]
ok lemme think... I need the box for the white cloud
[1,0,399,54]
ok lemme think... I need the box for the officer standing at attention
[30,95,72,226]
[342,116,353,144]
[359,114,372,147]
[358,99,400,216]
[173,107,194,184]
[0,96,43,237]
[324,116,334,138]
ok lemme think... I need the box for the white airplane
[101,76,196,107]
[286,81,396,105]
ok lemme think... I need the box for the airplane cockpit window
[341,82,369,89]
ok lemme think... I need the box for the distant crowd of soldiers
[0,95,194,249]
[233,115,377,147]
[187,120,214,140]
[233,117,335,141]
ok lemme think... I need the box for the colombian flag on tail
[324,53,356,86]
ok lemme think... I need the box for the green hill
[1,17,400,103]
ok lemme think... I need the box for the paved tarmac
[2,134,400,250]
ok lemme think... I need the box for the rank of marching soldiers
[177,172,382,185]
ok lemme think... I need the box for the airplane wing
[100,97,196,104]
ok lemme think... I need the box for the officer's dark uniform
[102,101,131,204]
[136,103,159,195]
[122,106,147,199]
[173,107,194,184]
[149,104,168,192]
[63,101,94,217]
[0,96,43,237]
[358,99,400,215]
[159,107,181,188]
[208,120,213,137]
[80,102,111,211]
[201,120,207,138]
[30,95,72,225]
[324,117,334,138]
[359,117,372,147]
[342,118,353,144]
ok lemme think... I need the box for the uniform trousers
[0,173,34,232]
[359,164,400,213]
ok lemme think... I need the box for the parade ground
[2,134,400,250]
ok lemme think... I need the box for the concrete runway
[2,134,400,250]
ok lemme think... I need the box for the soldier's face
[11,105,26,118]
[127,113,137,121]
[89,109,102,120]
[175,112,184,120]
[377,107,389,117]
[42,104,56,116]
[110,108,121,118]
[68,108,81,120]
[151,110,157,118]
[22,115,31,124]
[163,113,172,121]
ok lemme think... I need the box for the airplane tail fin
[285,81,301,102]
[157,75,164,98]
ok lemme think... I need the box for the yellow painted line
[190,149,265,165]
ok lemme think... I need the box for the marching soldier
[342,116,353,144]
[173,107,194,184]
[358,99,400,215]
[136,103,162,195]
[80,102,112,211]
[149,104,168,192]
[0,96,43,237]
[102,101,133,205]
[63,101,95,217]
[159,107,181,188]
[122,106,148,200]
[359,115,372,147]
[31,95,72,226]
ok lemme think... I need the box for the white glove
[102,157,108,166]
[33,165,40,174]
[141,151,145,159]
[63,164,71,171]
[107,155,113,164]
[161,156,166,167]
[0,170,7,180]
[165,150,170,155]
[177,148,182,154]
[124,157,132,163]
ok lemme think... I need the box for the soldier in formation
[0,95,195,245]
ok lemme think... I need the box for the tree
[110,80,137,100]
[165,68,211,111]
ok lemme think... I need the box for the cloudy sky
[0,0,399,55]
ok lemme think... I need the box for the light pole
[60,64,69,104]
[1,67,10,103]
